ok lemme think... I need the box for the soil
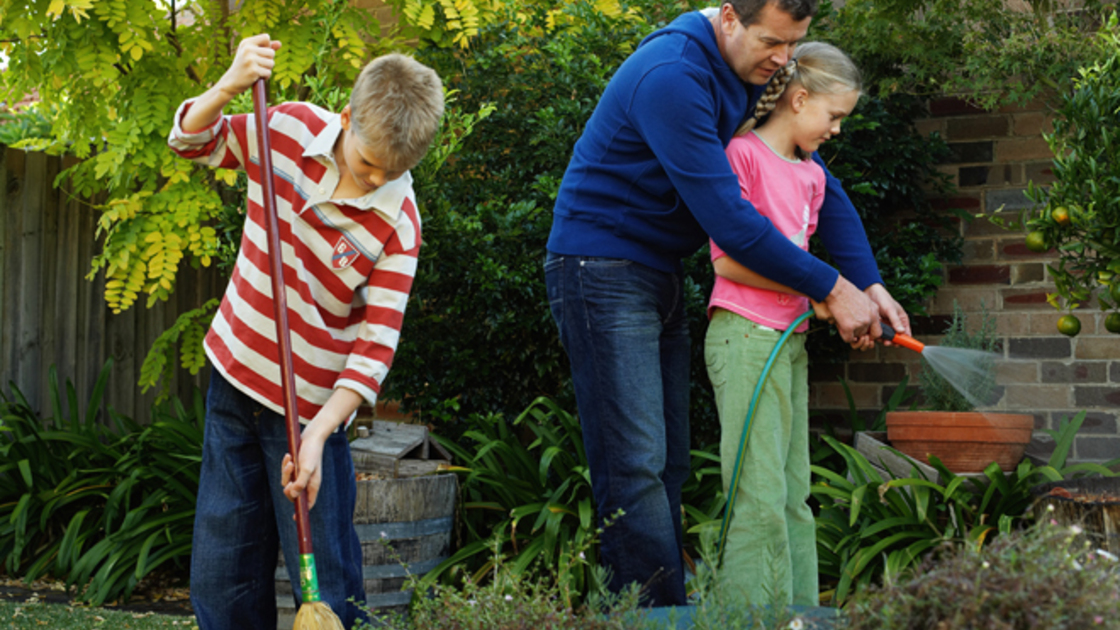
[1047,486,1120,505]
[0,572,194,617]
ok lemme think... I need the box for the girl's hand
[811,299,833,323]
[217,34,282,99]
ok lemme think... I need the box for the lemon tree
[1025,14,1120,326]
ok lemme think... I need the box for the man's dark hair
[726,0,819,26]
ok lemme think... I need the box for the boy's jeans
[544,253,691,607]
[191,369,366,630]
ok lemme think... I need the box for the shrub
[0,361,203,605]
[843,521,1120,629]
[383,1,657,423]
[812,410,1117,604]
[1024,13,1120,320]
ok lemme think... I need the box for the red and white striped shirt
[169,99,420,423]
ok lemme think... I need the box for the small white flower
[505,594,513,602]
[787,618,805,630]
[1071,559,1083,571]
[468,599,477,606]
[380,531,388,539]
[1070,524,1083,535]
[982,561,990,569]
[1047,504,1055,512]
[578,552,585,560]
[1096,549,1118,562]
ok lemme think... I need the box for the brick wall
[809,96,1120,465]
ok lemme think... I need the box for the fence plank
[17,151,46,409]
[0,149,223,423]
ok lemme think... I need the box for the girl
[704,41,861,608]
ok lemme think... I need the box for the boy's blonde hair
[349,53,444,171]
[737,41,861,136]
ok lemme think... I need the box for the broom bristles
[293,600,346,630]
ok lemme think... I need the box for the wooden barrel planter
[1031,477,1120,554]
[276,473,458,621]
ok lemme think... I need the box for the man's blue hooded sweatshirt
[547,11,882,301]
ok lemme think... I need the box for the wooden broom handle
[251,79,314,556]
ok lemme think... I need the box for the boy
[168,34,444,629]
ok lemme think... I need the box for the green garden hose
[716,309,815,562]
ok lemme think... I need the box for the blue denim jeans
[190,370,366,630]
[544,253,691,607]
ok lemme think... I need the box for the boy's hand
[217,34,282,99]
[281,424,327,511]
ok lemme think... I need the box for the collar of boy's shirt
[301,113,411,222]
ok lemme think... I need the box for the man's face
[715,2,811,85]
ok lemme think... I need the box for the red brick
[1013,112,1053,137]
[994,312,1031,336]
[1011,263,1045,284]
[1075,337,1120,360]
[930,288,999,313]
[964,215,1019,237]
[1001,240,1055,259]
[929,96,987,117]
[962,239,996,262]
[915,118,946,138]
[814,382,880,408]
[930,195,982,211]
[947,115,1010,141]
[948,264,1011,285]
[1004,384,1072,409]
[1024,161,1056,185]
[1002,289,1051,309]
[997,360,1038,384]
[995,137,1054,162]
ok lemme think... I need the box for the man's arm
[630,65,877,341]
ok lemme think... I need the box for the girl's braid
[736,59,798,136]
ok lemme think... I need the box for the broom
[251,78,346,630]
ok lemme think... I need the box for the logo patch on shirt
[332,235,360,270]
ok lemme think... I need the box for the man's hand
[865,283,911,338]
[823,275,879,350]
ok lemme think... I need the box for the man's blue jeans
[190,370,366,629]
[544,253,691,607]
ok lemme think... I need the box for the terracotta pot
[885,411,1034,473]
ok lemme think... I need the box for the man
[544,0,909,607]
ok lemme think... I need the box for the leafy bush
[384,1,658,422]
[812,411,1117,604]
[1024,13,1120,316]
[0,361,203,605]
[428,398,599,593]
[362,530,648,630]
[843,521,1120,629]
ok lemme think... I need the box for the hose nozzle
[880,323,925,353]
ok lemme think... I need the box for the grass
[0,600,198,629]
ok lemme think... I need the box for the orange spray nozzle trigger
[880,323,925,354]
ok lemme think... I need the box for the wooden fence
[0,147,223,423]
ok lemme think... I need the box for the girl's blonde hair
[736,41,861,137]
